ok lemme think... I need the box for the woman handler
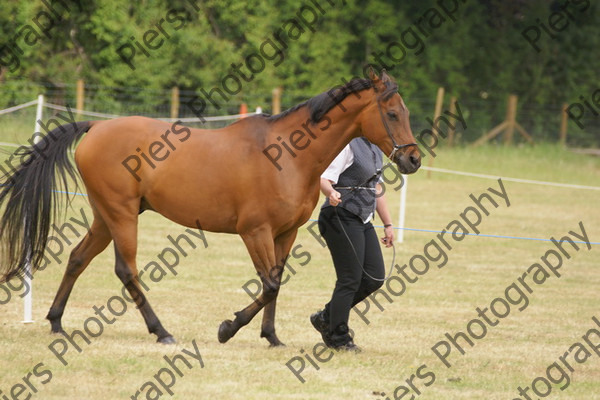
[311,136,394,351]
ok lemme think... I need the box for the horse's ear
[368,66,386,92]
[367,66,380,83]
[380,69,391,83]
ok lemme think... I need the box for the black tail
[0,121,92,283]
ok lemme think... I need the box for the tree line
[0,0,598,145]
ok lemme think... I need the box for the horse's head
[359,69,421,174]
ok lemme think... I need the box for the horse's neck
[269,99,365,182]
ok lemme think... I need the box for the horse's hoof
[261,331,285,347]
[48,319,64,334]
[49,323,65,335]
[157,335,177,344]
[218,319,234,343]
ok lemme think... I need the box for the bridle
[376,98,418,161]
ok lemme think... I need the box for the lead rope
[333,205,396,282]
[330,152,398,282]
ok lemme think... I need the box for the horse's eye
[387,111,398,121]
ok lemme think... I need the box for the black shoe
[310,310,332,345]
[328,323,359,351]
[332,340,362,353]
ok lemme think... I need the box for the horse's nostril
[409,154,420,167]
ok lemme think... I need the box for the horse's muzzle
[395,151,421,174]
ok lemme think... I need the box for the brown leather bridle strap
[376,99,418,161]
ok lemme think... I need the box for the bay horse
[0,69,420,346]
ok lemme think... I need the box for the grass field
[1,111,599,399]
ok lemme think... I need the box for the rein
[332,165,395,282]
[333,206,396,282]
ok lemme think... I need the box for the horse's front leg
[218,267,282,344]
[259,229,298,346]
[218,225,283,345]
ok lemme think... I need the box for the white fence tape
[0,100,38,116]
[43,102,256,122]
[421,166,600,191]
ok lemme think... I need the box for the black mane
[267,77,399,124]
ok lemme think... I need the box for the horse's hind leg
[218,225,283,345]
[113,242,174,343]
[46,212,112,333]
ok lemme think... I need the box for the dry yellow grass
[1,136,599,399]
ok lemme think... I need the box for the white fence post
[23,94,44,324]
[397,174,407,243]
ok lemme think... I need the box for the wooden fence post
[272,87,282,115]
[170,86,179,119]
[472,95,534,146]
[447,96,457,147]
[427,87,445,178]
[76,79,84,118]
[504,94,517,145]
[559,102,568,146]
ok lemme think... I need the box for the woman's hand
[376,183,394,247]
[381,225,394,247]
[328,189,342,206]
[321,178,342,206]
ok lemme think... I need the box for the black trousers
[318,206,384,342]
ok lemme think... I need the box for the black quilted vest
[322,137,383,222]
